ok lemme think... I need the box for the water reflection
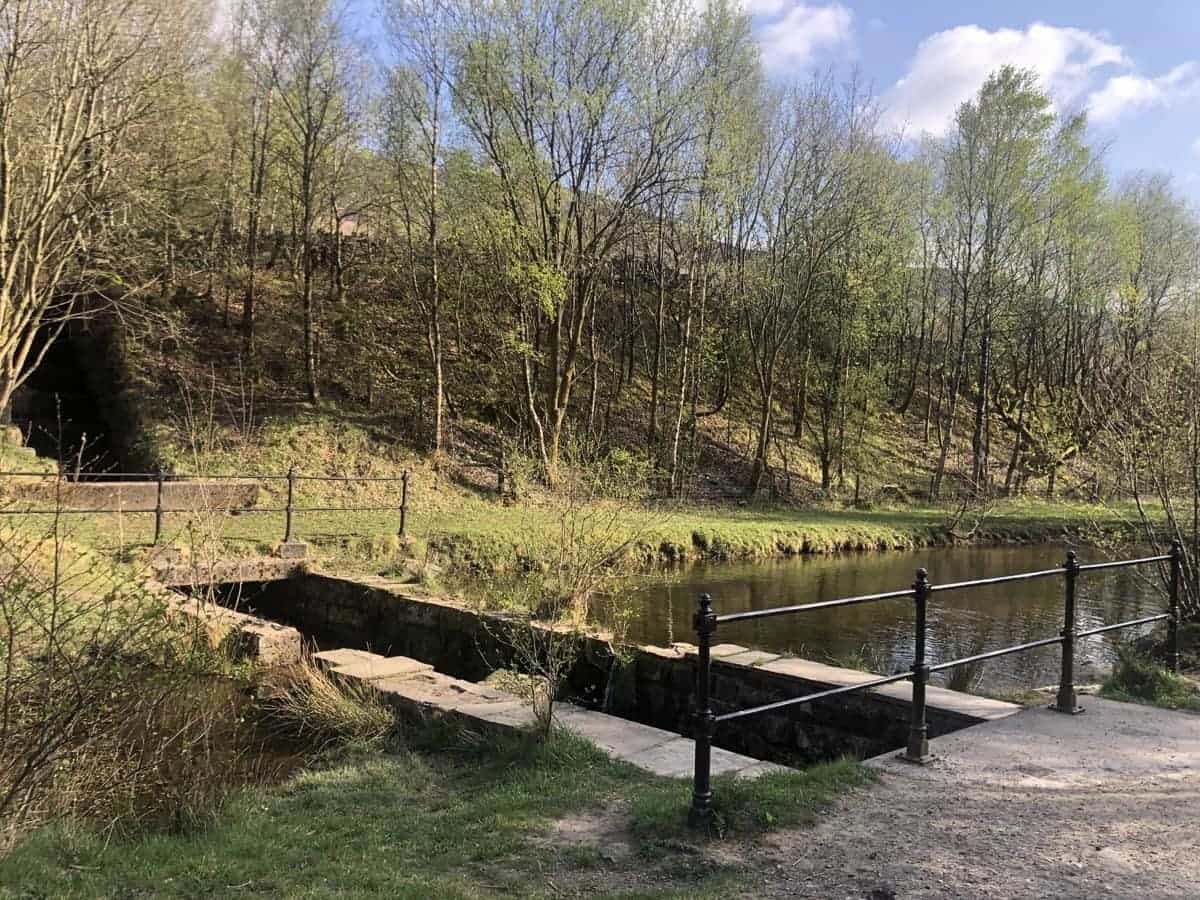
[628,544,1166,691]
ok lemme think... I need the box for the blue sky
[750,0,1200,201]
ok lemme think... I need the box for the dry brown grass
[258,655,394,753]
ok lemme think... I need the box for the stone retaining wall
[225,574,1018,765]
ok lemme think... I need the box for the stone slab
[276,541,309,560]
[307,639,788,782]
[872,680,1020,721]
[758,656,884,686]
[621,737,763,778]
[553,706,687,757]
[153,556,304,587]
[314,648,381,670]
[720,650,783,668]
[709,643,750,658]
[456,700,537,729]
[755,654,1021,723]
[332,656,432,681]
[167,594,302,664]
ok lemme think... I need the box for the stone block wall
[224,574,1017,766]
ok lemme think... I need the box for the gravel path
[753,695,1200,899]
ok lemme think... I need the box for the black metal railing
[0,467,411,545]
[688,543,1186,828]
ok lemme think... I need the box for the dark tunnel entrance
[11,327,125,476]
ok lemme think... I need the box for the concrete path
[314,649,782,779]
[758,694,1200,899]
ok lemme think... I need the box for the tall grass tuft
[260,656,395,753]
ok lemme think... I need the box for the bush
[1100,647,1200,711]
[0,523,266,844]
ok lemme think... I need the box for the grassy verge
[1099,649,1200,712]
[4,489,1148,578]
[0,730,872,899]
[0,411,1152,574]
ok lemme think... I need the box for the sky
[745,0,1200,202]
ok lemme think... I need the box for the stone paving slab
[709,643,751,658]
[621,737,766,778]
[320,646,779,780]
[313,648,381,670]
[720,649,782,667]
[331,656,433,681]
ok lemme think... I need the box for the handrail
[0,470,407,482]
[1078,554,1172,572]
[928,635,1065,674]
[929,567,1065,592]
[1077,613,1170,638]
[687,542,1187,829]
[0,467,413,544]
[715,587,915,624]
[714,671,913,723]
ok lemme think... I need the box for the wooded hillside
[3,0,1198,509]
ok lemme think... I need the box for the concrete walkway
[760,694,1200,899]
[314,648,782,779]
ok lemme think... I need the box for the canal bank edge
[421,498,1147,575]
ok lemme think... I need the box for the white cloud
[882,23,1127,136]
[756,3,853,72]
[1088,62,1200,123]
[742,0,789,16]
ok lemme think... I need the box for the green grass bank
[0,730,871,899]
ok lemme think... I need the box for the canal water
[628,544,1167,692]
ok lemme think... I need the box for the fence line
[0,467,411,545]
[688,543,1184,828]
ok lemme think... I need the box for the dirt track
[754,694,1200,899]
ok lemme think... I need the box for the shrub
[0,522,262,844]
[1100,647,1200,711]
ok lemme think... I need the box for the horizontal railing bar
[0,471,412,482]
[293,474,407,482]
[0,471,290,480]
[715,587,915,624]
[289,506,401,512]
[928,635,1065,673]
[0,505,401,516]
[713,671,913,723]
[930,567,1065,592]
[1076,613,1169,637]
[1077,555,1172,572]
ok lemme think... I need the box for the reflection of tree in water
[633,545,1169,693]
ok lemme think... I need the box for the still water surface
[628,544,1167,691]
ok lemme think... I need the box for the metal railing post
[1054,550,1083,714]
[1169,540,1182,673]
[903,568,933,763]
[284,464,296,542]
[689,593,717,829]
[153,470,165,545]
[398,470,409,538]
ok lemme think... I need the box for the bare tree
[384,0,452,454]
[263,0,357,403]
[0,0,191,421]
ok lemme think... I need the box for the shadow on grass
[0,724,873,899]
